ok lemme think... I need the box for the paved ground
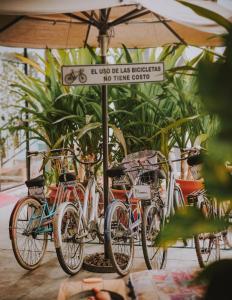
[0,187,231,300]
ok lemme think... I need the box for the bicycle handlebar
[122,151,165,166]
[27,148,80,159]
[73,144,103,166]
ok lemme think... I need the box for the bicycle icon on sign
[64,68,87,85]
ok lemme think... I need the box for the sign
[133,185,151,200]
[62,63,164,86]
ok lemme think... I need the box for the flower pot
[47,185,85,204]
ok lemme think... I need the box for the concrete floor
[0,187,231,300]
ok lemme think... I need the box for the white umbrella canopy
[0,0,231,49]
[1,0,231,260]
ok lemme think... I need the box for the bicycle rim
[141,204,167,269]
[10,197,47,270]
[106,201,134,276]
[54,203,84,275]
[194,234,220,267]
[96,187,113,243]
[224,225,232,248]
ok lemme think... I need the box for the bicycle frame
[81,175,100,228]
[165,161,185,219]
[25,180,80,237]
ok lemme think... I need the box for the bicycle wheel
[106,200,134,276]
[141,203,167,269]
[219,201,232,249]
[194,202,220,267]
[53,202,84,275]
[95,186,114,243]
[194,234,220,268]
[96,186,104,242]
[9,196,48,270]
[64,73,74,85]
[78,73,87,83]
[223,219,232,248]
[75,182,85,203]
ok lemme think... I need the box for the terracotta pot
[47,185,84,204]
[111,189,139,208]
[176,179,204,203]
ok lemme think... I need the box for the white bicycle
[53,148,105,275]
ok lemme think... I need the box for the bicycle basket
[122,150,159,184]
[112,174,130,187]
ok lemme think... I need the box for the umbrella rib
[64,13,99,29]
[109,7,147,27]
[106,8,112,23]
[84,11,94,48]
[112,10,152,28]
[152,13,187,45]
[0,16,24,34]
[81,11,100,28]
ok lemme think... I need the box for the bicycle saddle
[25,175,45,187]
[59,172,76,182]
[187,154,203,166]
[107,166,126,177]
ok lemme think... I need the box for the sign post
[62,60,164,262]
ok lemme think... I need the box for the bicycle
[186,149,221,267]
[64,68,87,85]
[53,148,108,275]
[9,148,85,271]
[105,150,186,276]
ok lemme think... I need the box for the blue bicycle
[9,148,85,270]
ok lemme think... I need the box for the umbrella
[0,0,231,261]
[0,0,231,48]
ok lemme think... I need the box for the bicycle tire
[141,203,167,270]
[95,186,114,243]
[219,201,232,249]
[64,73,74,85]
[106,200,134,276]
[194,202,220,268]
[78,73,87,83]
[9,196,48,270]
[53,202,84,275]
[224,224,232,249]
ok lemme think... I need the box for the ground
[0,186,231,300]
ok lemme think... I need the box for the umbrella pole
[99,12,109,259]
[24,48,30,182]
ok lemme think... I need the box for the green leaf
[156,206,228,247]
[122,44,133,63]
[110,124,127,156]
[15,54,45,75]
[76,122,101,140]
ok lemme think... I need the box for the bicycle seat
[139,169,166,184]
[187,154,203,166]
[25,175,45,187]
[107,166,126,178]
[59,172,76,182]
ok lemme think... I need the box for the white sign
[133,185,151,200]
[62,63,164,86]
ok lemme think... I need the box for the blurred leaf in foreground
[155,206,227,247]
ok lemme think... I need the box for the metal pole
[24,48,30,181]
[99,9,109,258]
